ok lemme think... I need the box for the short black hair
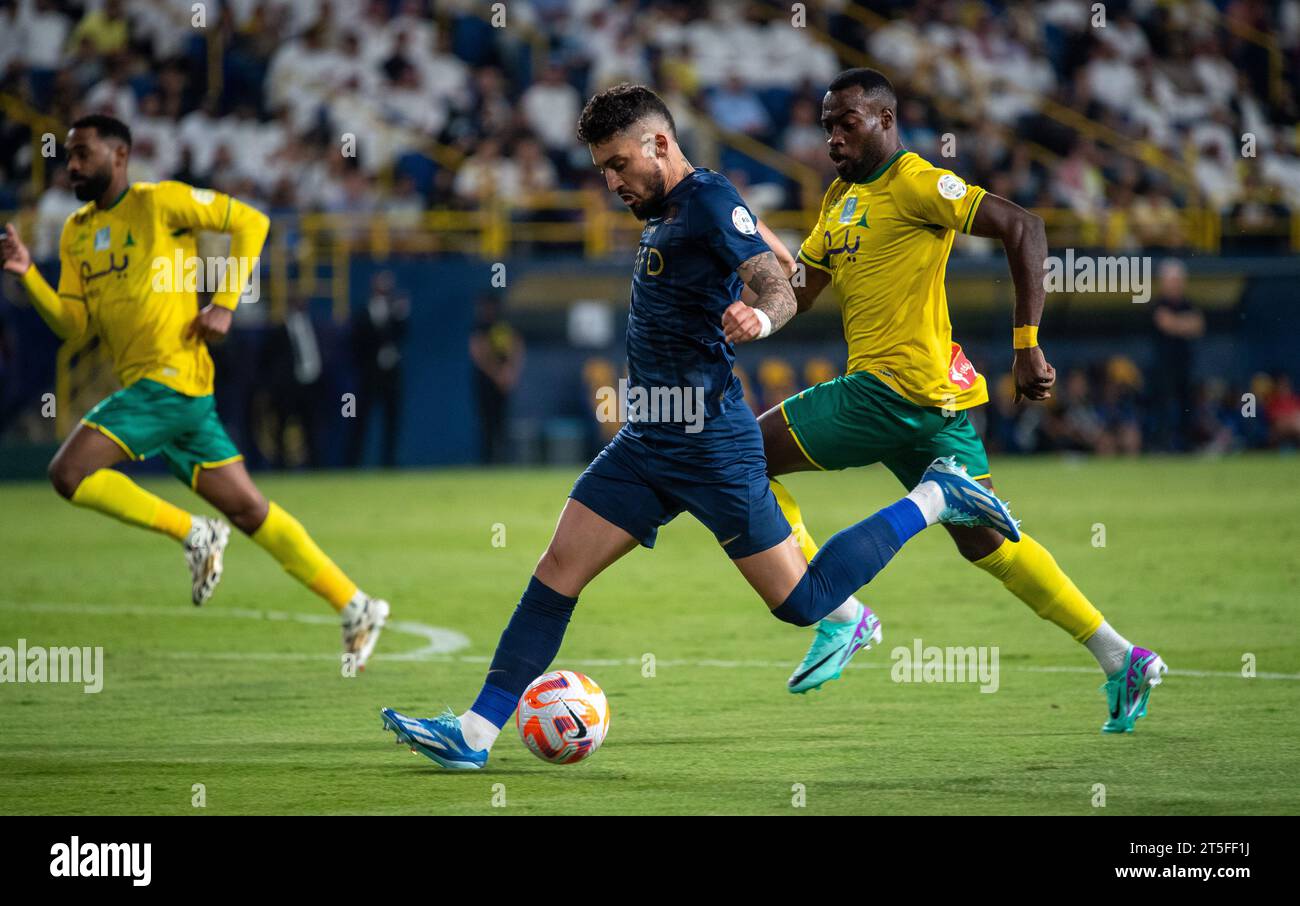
[827,68,896,106]
[69,114,133,148]
[576,83,676,145]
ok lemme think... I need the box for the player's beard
[627,170,668,221]
[834,152,874,183]
[71,167,112,202]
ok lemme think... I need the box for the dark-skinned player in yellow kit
[753,70,1165,733]
[1,114,389,668]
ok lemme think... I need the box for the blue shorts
[569,415,791,560]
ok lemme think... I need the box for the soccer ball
[516,670,611,765]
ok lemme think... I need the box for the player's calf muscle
[947,524,1004,561]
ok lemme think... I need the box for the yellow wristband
[1013,325,1039,349]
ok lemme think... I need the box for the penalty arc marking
[0,601,468,662]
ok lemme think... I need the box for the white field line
[0,602,1294,680]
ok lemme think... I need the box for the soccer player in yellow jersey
[752,70,1165,732]
[0,115,390,667]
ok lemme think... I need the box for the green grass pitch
[1,455,1297,815]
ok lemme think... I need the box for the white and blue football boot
[788,599,883,694]
[380,707,488,770]
[921,456,1021,542]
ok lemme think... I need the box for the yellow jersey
[798,149,988,410]
[33,180,269,397]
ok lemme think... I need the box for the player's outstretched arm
[756,220,796,278]
[792,260,829,313]
[156,182,271,342]
[725,250,798,344]
[2,223,88,341]
[969,194,1055,402]
[751,219,827,313]
[740,220,799,305]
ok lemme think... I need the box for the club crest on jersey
[839,196,859,223]
[731,205,756,234]
[94,227,111,251]
[937,174,967,200]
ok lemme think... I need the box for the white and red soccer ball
[516,670,610,765]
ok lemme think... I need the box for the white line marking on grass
[0,601,468,660]
[2,602,1294,680]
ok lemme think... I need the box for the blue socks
[469,498,929,723]
[772,498,927,627]
[469,575,577,729]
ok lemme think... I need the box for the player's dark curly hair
[576,83,676,146]
[70,114,133,148]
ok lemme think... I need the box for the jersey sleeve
[20,218,88,341]
[688,179,771,271]
[55,219,86,304]
[894,165,987,235]
[797,181,840,275]
[153,180,239,232]
[153,181,270,310]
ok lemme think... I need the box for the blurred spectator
[32,164,78,260]
[470,295,524,465]
[69,0,129,56]
[522,62,581,154]
[257,296,325,469]
[707,74,771,138]
[348,271,409,468]
[1043,368,1106,453]
[1150,259,1204,451]
[1265,374,1300,449]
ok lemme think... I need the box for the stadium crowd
[1,0,1298,244]
[1,0,1297,464]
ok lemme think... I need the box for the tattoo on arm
[736,250,797,333]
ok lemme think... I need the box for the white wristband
[753,308,772,339]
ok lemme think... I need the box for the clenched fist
[723,300,766,344]
[1012,346,1056,403]
[187,304,234,343]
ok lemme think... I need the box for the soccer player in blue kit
[379,84,1021,770]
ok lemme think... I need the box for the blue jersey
[624,168,769,437]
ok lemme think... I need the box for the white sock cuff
[905,480,945,526]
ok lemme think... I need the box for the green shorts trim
[82,379,243,487]
[780,372,991,488]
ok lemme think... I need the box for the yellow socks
[971,533,1104,642]
[773,477,1104,643]
[771,479,821,562]
[251,501,357,611]
[70,469,192,541]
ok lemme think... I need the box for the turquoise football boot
[788,600,883,694]
[1100,646,1167,734]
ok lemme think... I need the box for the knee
[48,455,89,500]
[535,544,564,582]
[225,493,269,534]
[951,527,1004,562]
[534,545,584,598]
